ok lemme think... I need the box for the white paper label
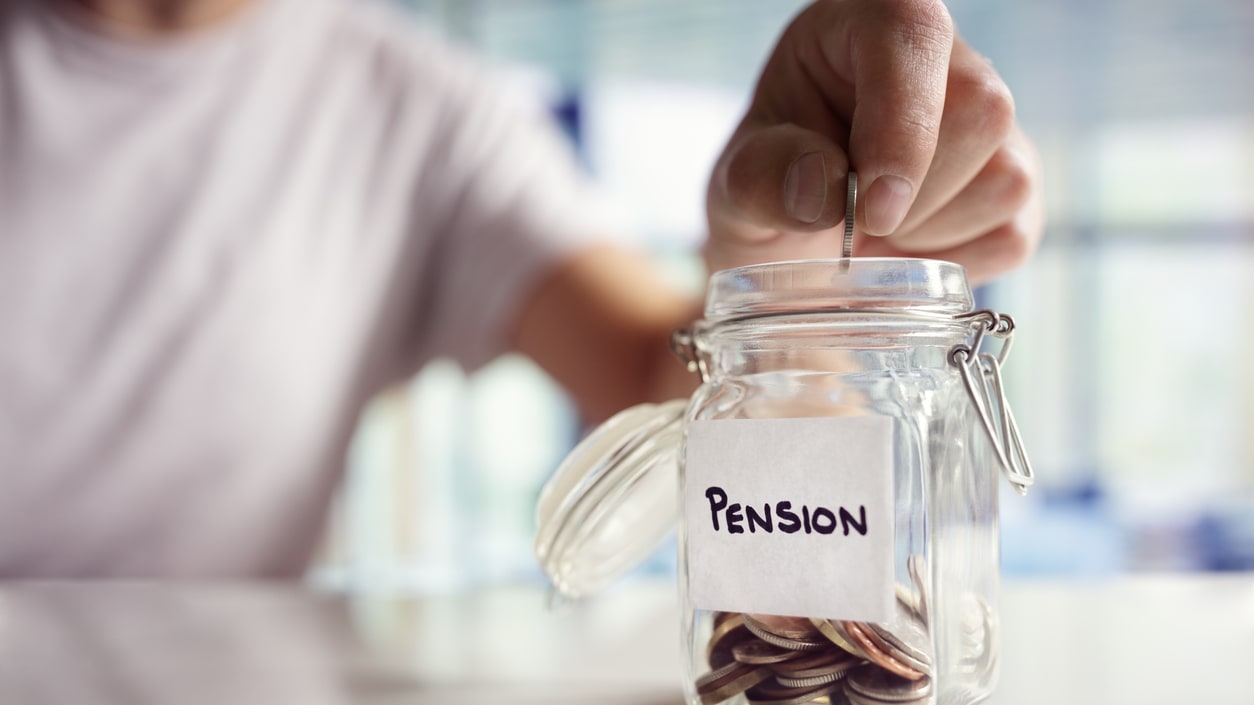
[684,416,894,622]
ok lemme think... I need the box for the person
[0,0,1043,577]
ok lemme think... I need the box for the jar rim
[704,258,973,323]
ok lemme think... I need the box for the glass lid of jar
[704,258,974,322]
[534,398,688,599]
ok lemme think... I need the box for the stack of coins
[696,598,934,705]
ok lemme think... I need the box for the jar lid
[534,398,688,598]
[704,258,973,322]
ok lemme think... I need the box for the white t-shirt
[0,0,605,577]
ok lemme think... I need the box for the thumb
[847,0,955,235]
[710,121,850,234]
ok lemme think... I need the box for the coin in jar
[696,661,773,705]
[865,604,931,676]
[811,618,871,661]
[842,622,926,682]
[774,655,863,689]
[746,679,845,705]
[707,613,754,669]
[732,640,808,666]
[770,649,858,678]
[743,614,827,651]
[907,555,929,625]
[845,665,932,703]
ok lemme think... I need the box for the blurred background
[314,0,1254,591]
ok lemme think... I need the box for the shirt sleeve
[403,54,615,375]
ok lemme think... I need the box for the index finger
[840,0,955,235]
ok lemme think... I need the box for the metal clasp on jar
[670,326,710,383]
[950,310,1035,495]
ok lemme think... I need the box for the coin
[842,171,857,260]
[811,618,871,660]
[845,665,932,703]
[696,661,773,705]
[707,613,754,669]
[745,614,822,641]
[907,556,929,625]
[863,624,931,677]
[733,640,808,666]
[746,679,845,705]
[958,594,994,671]
[774,656,862,689]
[894,583,923,623]
[841,622,926,682]
[744,615,828,651]
[771,650,858,678]
[865,602,932,675]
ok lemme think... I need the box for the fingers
[705,0,1044,284]
[891,37,1016,237]
[710,121,850,235]
[843,0,955,235]
[853,138,1045,286]
[887,125,1037,252]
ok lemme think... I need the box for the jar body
[679,313,1000,705]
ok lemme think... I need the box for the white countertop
[1,575,1251,704]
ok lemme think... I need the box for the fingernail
[865,175,914,235]
[784,152,826,224]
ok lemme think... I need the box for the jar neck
[694,312,973,379]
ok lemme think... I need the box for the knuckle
[950,70,1016,140]
[722,149,757,212]
[985,146,1035,213]
[992,226,1035,271]
[973,226,1034,278]
[875,0,955,52]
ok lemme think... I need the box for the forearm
[513,243,703,422]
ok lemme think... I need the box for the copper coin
[846,665,932,703]
[841,622,925,682]
[696,661,773,705]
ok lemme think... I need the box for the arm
[511,243,701,423]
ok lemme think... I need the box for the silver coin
[746,679,845,705]
[958,593,996,672]
[771,650,858,678]
[744,615,828,651]
[733,640,808,666]
[841,622,925,682]
[866,600,932,674]
[846,666,932,703]
[907,555,929,626]
[846,688,926,705]
[775,656,862,689]
[842,171,857,259]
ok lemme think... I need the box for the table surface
[1,575,1251,704]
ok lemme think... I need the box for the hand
[705,0,1044,285]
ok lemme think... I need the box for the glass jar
[535,258,1034,705]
